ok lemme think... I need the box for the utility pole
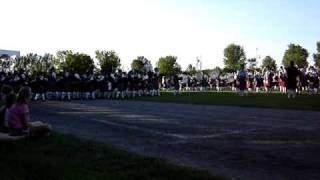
[256,48,261,66]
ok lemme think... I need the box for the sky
[1,0,320,70]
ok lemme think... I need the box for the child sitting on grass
[1,93,17,133]
[8,86,52,137]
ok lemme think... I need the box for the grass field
[135,92,320,111]
[0,133,222,180]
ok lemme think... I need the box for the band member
[154,68,161,96]
[264,67,273,93]
[254,71,263,93]
[286,61,299,99]
[33,73,47,102]
[306,66,319,95]
[47,69,58,100]
[278,66,286,93]
[61,71,72,101]
[172,74,180,95]
[246,72,254,92]
[237,64,247,96]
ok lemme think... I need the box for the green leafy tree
[95,50,121,74]
[223,44,246,71]
[131,56,151,72]
[247,58,257,69]
[156,56,181,76]
[54,50,73,71]
[14,53,42,73]
[313,41,320,68]
[261,56,277,71]
[65,52,95,74]
[0,54,14,71]
[40,53,55,73]
[283,44,309,68]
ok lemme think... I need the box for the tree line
[224,42,320,73]
[0,42,319,77]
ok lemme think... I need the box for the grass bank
[135,92,320,111]
[0,133,223,180]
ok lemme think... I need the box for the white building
[0,49,20,59]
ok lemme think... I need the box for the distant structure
[196,56,202,71]
[0,49,20,59]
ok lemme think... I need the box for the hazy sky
[1,0,319,70]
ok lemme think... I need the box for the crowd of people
[174,62,319,98]
[0,61,318,104]
[0,68,162,102]
[0,60,318,139]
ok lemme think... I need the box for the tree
[40,53,55,73]
[95,50,121,74]
[247,58,257,69]
[65,52,95,74]
[261,56,277,71]
[0,54,14,71]
[14,53,42,73]
[223,44,246,71]
[185,64,197,75]
[131,56,152,72]
[54,50,73,71]
[30,54,55,73]
[283,44,309,68]
[313,41,320,68]
[156,56,181,76]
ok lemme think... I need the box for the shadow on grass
[0,133,224,180]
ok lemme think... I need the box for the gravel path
[31,100,320,180]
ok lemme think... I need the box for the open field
[135,91,320,111]
[28,100,320,180]
[0,133,221,180]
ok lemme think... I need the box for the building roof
[0,49,20,58]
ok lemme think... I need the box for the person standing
[286,61,299,99]
[237,64,248,96]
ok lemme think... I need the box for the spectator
[0,85,14,132]
[8,87,51,137]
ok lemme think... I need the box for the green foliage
[246,58,257,69]
[313,41,320,67]
[131,56,151,72]
[137,92,320,111]
[156,56,181,76]
[54,50,73,71]
[40,53,55,72]
[222,67,235,73]
[185,64,197,75]
[261,56,277,71]
[283,44,309,68]
[223,44,246,71]
[13,53,53,73]
[95,50,121,74]
[0,55,14,71]
[65,52,94,74]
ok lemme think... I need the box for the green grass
[0,133,222,180]
[135,92,320,111]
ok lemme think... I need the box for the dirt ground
[31,100,320,180]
